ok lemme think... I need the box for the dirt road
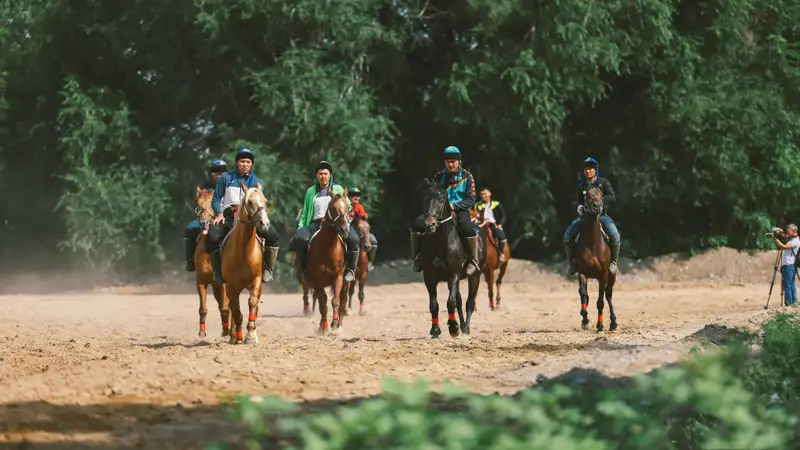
[0,248,788,448]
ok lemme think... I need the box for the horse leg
[464,273,478,335]
[229,291,244,344]
[358,279,365,315]
[578,274,590,330]
[211,282,230,338]
[302,280,312,316]
[347,279,355,315]
[425,276,441,338]
[316,288,329,334]
[496,260,508,308]
[596,278,607,335]
[446,277,459,337]
[197,282,208,338]
[245,281,261,344]
[331,274,344,330]
[606,276,617,331]
[484,266,496,310]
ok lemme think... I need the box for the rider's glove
[577,205,584,216]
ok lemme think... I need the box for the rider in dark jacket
[184,159,227,271]
[563,157,621,275]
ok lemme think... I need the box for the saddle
[306,226,345,252]
[479,223,499,248]
[573,221,610,245]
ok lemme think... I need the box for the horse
[292,251,317,316]
[304,190,351,333]
[193,188,231,338]
[345,215,371,315]
[219,182,271,344]
[574,185,618,334]
[417,178,485,338]
[469,209,511,311]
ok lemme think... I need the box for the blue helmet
[583,157,599,168]
[236,148,255,162]
[209,159,228,173]
[443,145,462,161]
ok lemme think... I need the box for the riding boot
[564,242,577,275]
[366,245,377,272]
[211,248,225,283]
[497,239,507,263]
[410,232,424,272]
[609,244,620,275]
[344,250,359,282]
[465,235,481,276]
[184,237,196,272]
[261,246,279,283]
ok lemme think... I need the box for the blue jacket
[433,168,476,211]
[212,170,264,215]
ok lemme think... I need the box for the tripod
[764,248,800,309]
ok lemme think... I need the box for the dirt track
[0,248,791,448]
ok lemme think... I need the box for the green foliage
[217,311,800,449]
[1,0,800,275]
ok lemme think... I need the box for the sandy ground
[0,247,794,448]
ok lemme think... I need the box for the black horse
[414,178,485,338]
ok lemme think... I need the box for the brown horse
[475,220,511,310]
[574,185,617,334]
[219,182,271,344]
[305,190,350,333]
[193,188,230,338]
[293,251,317,316]
[346,216,371,315]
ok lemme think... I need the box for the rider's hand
[449,203,455,211]
[213,214,225,225]
[577,205,584,216]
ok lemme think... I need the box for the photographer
[769,224,799,307]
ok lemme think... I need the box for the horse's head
[239,181,270,234]
[353,216,371,248]
[327,194,350,237]
[421,177,452,234]
[195,187,215,234]
[584,185,604,216]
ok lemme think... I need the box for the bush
[213,311,800,450]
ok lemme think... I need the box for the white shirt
[313,196,332,220]
[782,236,800,267]
[483,204,495,223]
[221,185,243,211]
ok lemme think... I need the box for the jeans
[185,219,202,240]
[781,264,798,306]
[563,215,621,246]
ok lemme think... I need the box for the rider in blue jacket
[184,159,227,272]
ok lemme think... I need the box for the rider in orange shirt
[348,187,378,271]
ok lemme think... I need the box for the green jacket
[298,183,351,229]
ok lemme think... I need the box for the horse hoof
[610,322,618,332]
[596,329,605,336]
[303,309,312,317]
[430,325,441,339]
[448,320,459,337]
[221,329,230,338]
[198,330,207,339]
[235,339,244,345]
[359,307,366,316]
[245,332,258,344]
[581,323,589,331]
[461,327,470,336]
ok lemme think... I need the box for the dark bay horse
[346,215,371,315]
[193,188,230,338]
[305,191,351,333]
[292,250,317,316]
[574,185,618,334]
[417,179,485,338]
[469,209,511,311]
[220,182,271,344]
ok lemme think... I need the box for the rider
[205,148,281,283]
[563,157,621,275]
[183,159,227,272]
[410,145,481,276]
[291,161,361,282]
[471,187,508,263]
[347,187,378,272]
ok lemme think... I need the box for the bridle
[423,189,454,233]
[237,191,267,225]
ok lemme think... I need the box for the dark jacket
[575,177,616,215]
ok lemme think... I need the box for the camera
[765,228,785,239]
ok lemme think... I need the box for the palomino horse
[219,182,271,344]
[469,209,511,311]
[346,215,371,315]
[574,185,618,334]
[417,179,485,338]
[193,188,230,338]
[305,190,351,333]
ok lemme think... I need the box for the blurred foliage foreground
[212,311,800,449]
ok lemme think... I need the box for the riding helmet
[236,148,255,162]
[443,146,462,161]
[209,159,228,173]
